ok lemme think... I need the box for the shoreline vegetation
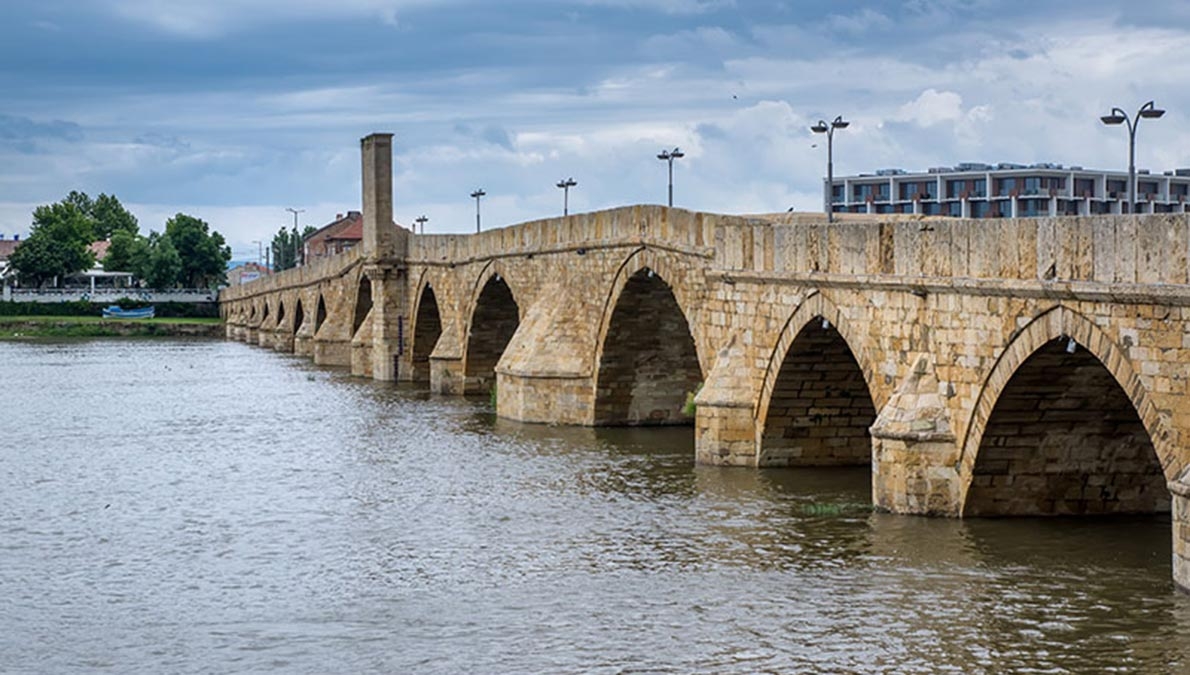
[0,316,223,339]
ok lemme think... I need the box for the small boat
[101,305,155,319]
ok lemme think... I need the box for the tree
[270,225,317,272]
[164,213,231,288]
[103,229,151,277]
[91,193,139,240]
[7,202,96,287]
[143,234,182,289]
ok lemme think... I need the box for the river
[1,339,1187,674]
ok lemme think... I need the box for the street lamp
[556,177,577,216]
[415,215,428,234]
[657,147,684,208]
[1101,100,1165,215]
[286,207,304,267]
[471,189,486,232]
[811,115,849,223]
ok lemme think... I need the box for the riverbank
[0,316,223,339]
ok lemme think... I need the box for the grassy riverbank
[0,316,223,339]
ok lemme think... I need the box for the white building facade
[828,163,1190,218]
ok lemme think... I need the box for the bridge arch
[314,293,328,336]
[464,262,521,394]
[959,305,1176,516]
[293,297,305,334]
[276,297,286,329]
[592,250,703,425]
[260,300,271,326]
[755,292,879,467]
[411,272,443,383]
[351,272,372,337]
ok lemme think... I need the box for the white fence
[2,287,218,303]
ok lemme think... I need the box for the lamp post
[556,177,577,216]
[657,147,684,207]
[285,207,304,267]
[811,115,849,223]
[415,215,428,234]
[471,189,486,232]
[252,240,262,267]
[1101,100,1165,215]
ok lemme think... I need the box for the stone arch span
[411,273,443,383]
[592,247,705,371]
[352,272,372,337]
[754,292,880,467]
[592,252,703,426]
[465,263,521,394]
[293,297,305,334]
[314,293,328,335]
[959,305,1176,516]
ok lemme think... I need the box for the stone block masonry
[220,133,1190,590]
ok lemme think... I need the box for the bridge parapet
[712,214,1190,295]
[407,205,740,265]
[221,247,364,302]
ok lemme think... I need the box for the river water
[1,339,1187,674]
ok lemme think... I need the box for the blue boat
[101,305,155,319]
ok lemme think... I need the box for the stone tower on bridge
[221,133,1190,591]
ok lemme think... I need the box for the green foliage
[271,225,317,272]
[165,213,231,288]
[681,382,703,416]
[90,193,139,239]
[0,301,218,318]
[0,301,100,316]
[8,202,96,286]
[7,191,140,286]
[144,234,183,288]
[103,229,151,275]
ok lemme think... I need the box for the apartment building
[828,163,1190,218]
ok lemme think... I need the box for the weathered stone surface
[220,135,1190,588]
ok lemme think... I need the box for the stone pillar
[694,334,759,466]
[870,356,962,516]
[361,133,395,259]
[365,264,405,382]
[1171,470,1190,592]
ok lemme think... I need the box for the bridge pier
[1172,471,1190,592]
[693,334,760,466]
[869,356,962,516]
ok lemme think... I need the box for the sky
[1,0,1189,262]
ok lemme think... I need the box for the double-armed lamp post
[657,148,684,208]
[811,116,849,223]
[415,215,428,234]
[556,177,577,216]
[1100,101,1165,215]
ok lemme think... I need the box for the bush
[0,300,218,318]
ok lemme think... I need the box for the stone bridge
[221,134,1190,589]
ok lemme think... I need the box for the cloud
[0,114,84,152]
[99,0,434,38]
[893,89,966,126]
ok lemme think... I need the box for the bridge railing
[3,288,218,303]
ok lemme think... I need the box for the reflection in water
[0,339,1187,674]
